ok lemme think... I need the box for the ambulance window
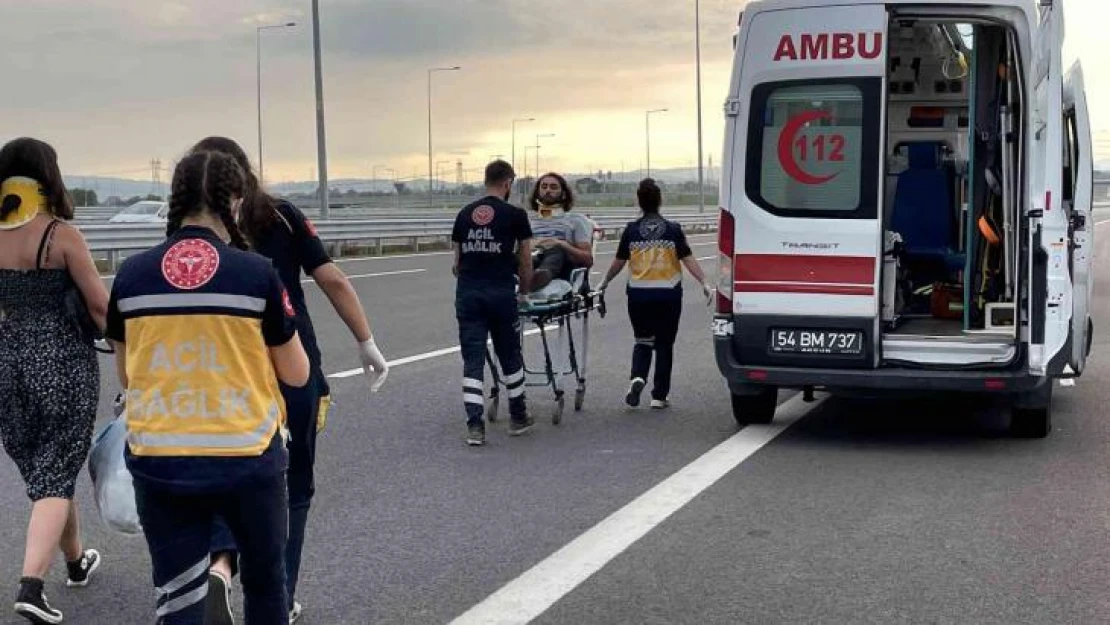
[745,79,882,219]
[1063,111,1078,204]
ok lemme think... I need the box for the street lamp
[310,0,329,218]
[256,21,296,186]
[695,0,706,213]
[511,117,534,179]
[535,133,555,178]
[428,66,462,193]
[646,108,669,177]
[436,160,452,192]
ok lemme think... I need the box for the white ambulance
[714,0,1093,437]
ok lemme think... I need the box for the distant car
[109,201,169,224]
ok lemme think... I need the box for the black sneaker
[65,549,100,588]
[508,415,535,437]
[466,422,486,446]
[625,378,646,407]
[14,577,62,625]
[204,571,234,625]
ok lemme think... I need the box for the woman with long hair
[189,137,388,623]
[106,150,311,623]
[599,178,712,409]
[0,138,107,624]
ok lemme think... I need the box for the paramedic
[106,151,310,624]
[452,160,535,446]
[528,173,594,293]
[190,137,388,624]
[599,178,712,409]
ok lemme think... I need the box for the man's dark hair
[529,172,575,212]
[484,160,515,187]
[637,178,662,214]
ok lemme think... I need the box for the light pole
[523,146,537,187]
[511,117,534,179]
[310,0,329,218]
[256,21,296,187]
[436,160,451,192]
[646,108,668,178]
[695,0,706,213]
[428,66,461,194]
[535,133,555,178]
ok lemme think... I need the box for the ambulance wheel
[486,394,499,423]
[731,387,778,427]
[1010,384,1053,439]
[553,396,565,425]
[574,386,585,412]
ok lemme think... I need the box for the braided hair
[166,151,249,250]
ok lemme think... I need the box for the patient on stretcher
[526,173,594,300]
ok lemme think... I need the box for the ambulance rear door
[1064,61,1093,374]
[727,3,888,369]
[1027,0,1072,376]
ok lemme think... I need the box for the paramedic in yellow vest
[105,151,310,624]
[599,178,713,409]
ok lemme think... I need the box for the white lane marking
[450,393,823,625]
[328,325,557,379]
[696,255,715,261]
[301,268,425,284]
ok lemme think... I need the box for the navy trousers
[456,282,527,425]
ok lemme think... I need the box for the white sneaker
[650,399,670,410]
[290,601,303,623]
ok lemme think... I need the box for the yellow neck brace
[0,177,46,230]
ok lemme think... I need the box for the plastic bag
[87,407,142,536]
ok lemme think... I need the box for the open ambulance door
[1027,0,1072,376]
[1064,62,1093,374]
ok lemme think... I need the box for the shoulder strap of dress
[36,219,62,270]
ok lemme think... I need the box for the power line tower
[150,158,162,197]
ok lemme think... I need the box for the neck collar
[0,177,46,230]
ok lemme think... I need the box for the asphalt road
[2,216,1110,623]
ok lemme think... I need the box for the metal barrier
[83,213,719,271]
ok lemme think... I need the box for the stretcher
[484,264,607,425]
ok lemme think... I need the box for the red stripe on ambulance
[735,254,875,295]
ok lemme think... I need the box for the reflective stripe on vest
[127,402,281,457]
[117,293,266,314]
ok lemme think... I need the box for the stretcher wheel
[486,393,499,423]
[552,396,565,425]
[574,387,585,412]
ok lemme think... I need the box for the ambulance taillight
[717,208,735,314]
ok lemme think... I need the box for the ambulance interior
[881,18,1024,363]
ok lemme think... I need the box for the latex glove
[358,339,389,392]
[701,282,715,306]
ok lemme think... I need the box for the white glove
[598,278,610,292]
[701,282,715,306]
[358,339,389,392]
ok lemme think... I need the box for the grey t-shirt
[530,211,592,246]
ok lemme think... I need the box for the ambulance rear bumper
[714,335,1045,395]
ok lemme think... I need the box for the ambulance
[713,0,1093,437]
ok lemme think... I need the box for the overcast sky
[0,0,1106,184]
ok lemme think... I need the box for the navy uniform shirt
[250,201,330,373]
[616,215,693,302]
[451,196,532,286]
[105,226,297,494]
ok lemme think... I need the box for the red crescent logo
[777,110,838,185]
[162,239,220,290]
[304,218,318,237]
[472,205,495,226]
[281,289,295,317]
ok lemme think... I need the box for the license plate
[770,329,863,355]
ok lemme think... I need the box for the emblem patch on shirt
[161,239,220,290]
[472,205,495,226]
[282,289,295,317]
[639,218,665,240]
[304,218,319,237]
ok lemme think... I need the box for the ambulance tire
[731,387,778,427]
[1010,384,1053,439]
